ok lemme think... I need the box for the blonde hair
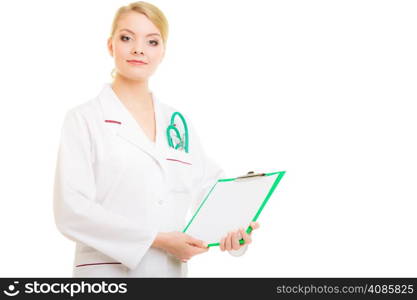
[110,1,169,78]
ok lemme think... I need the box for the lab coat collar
[98,82,165,164]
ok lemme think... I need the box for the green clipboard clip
[236,171,266,180]
[183,170,286,247]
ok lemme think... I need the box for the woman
[53,1,260,277]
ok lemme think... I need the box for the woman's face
[108,12,165,81]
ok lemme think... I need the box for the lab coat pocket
[164,147,194,193]
[73,250,128,277]
[73,263,128,278]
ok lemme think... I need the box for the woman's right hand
[153,232,209,262]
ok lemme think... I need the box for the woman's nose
[132,49,144,55]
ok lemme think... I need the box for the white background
[0,0,416,277]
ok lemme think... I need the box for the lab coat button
[157,198,164,205]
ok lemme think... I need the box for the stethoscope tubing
[166,111,189,153]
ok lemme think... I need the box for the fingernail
[203,242,208,248]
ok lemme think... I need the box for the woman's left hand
[219,221,260,251]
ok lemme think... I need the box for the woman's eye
[149,40,159,46]
[120,35,158,46]
[120,35,131,41]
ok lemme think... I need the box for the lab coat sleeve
[53,108,158,270]
[188,118,248,257]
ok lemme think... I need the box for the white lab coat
[53,83,247,278]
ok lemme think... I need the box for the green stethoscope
[166,111,189,153]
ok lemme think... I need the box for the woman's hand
[219,221,260,252]
[153,231,209,262]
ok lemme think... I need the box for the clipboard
[182,170,286,247]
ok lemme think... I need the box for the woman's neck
[111,75,153,110]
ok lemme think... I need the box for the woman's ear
[107,37,114,57]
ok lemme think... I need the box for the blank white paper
[184,173,282,245]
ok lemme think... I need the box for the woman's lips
[127,60,148,66]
